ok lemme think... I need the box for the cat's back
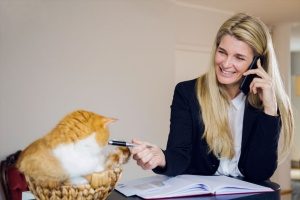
[17,137,60,172]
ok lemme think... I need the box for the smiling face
[215,34,254,97]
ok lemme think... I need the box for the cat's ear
[102,117,117,127]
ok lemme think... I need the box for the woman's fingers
[130,139,166,170]
[250,77,272,94]
[243,67,269,81]
[131,139,148,154]
[247,67,278,116]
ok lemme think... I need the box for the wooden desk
[107,181,280,200]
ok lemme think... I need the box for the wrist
[158,150,166,168]
[158,160,166,168]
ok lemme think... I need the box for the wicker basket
[25,167,122,200]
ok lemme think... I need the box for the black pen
[108,140,136,147]
[108,140,152,148]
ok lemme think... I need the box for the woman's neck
[223,85,241,99]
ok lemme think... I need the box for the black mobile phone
[239,56,262,95]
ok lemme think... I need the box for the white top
[215,92,246,177]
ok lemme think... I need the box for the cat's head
[57,110,116,147]
[88,111,116,147]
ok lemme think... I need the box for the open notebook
[115,175,273,199]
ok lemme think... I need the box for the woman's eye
[237,57,245,61]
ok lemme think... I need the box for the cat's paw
[116,147,131,164]
[69,176,89,185]
[105,147,131,169]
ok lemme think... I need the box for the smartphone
[239,56,263,95]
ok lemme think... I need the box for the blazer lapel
[241,101,258,153]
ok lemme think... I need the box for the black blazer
[153,79,281,182]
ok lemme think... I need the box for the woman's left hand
[130,139,166,170]
[243,59,278,116]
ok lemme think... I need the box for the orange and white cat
[17,110,130,187]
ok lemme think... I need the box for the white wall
[0,1,175,199]
[173,2,232,82]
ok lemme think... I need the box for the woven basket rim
[25,167,122,200]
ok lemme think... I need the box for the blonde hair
[196,13,294,160]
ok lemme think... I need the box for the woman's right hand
[130,139,166,170]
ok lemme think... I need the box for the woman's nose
[223,57,234,68]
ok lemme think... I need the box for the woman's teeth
[221,68,235,74]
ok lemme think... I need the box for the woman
[131,13,294,182]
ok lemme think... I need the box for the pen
[108,140,152,148]
[108,140,136,147]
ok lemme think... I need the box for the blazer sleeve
[239,110,281,182]
[153,82,194,176]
